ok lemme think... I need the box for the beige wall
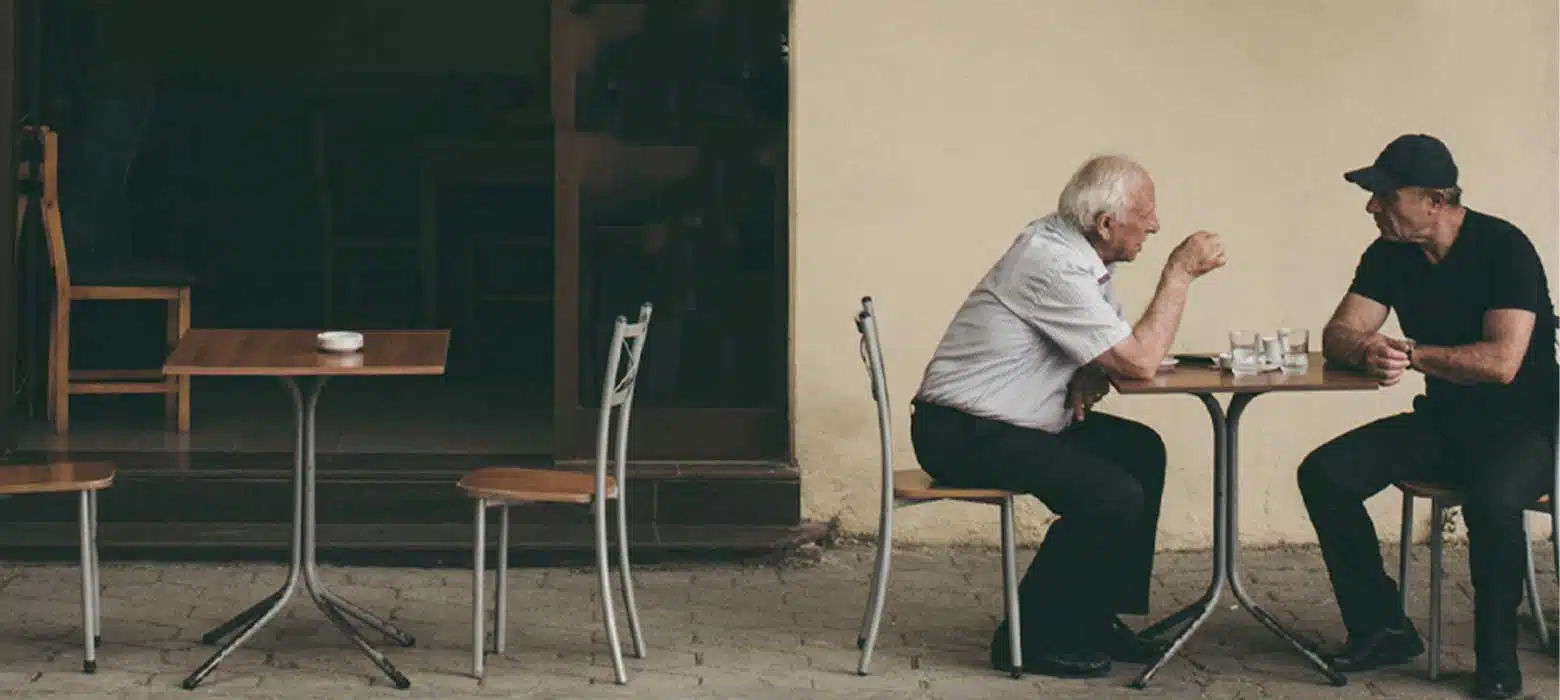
[790,0,1560,549]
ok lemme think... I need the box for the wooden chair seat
[1397,480,1552,512]
[71,259,197,291]
[0,462,115,496]
[458,467,618,505]
[893,469,1013,502]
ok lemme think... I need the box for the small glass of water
[1279,328,1309,375]
[1229,330,1261,376]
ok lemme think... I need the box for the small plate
[1159,357,1179,369]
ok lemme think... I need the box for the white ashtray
[316,331,364,354]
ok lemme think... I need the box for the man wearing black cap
[1296,134,1558,699]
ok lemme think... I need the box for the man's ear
[1093,212,1114,242]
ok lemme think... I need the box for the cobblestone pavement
[0,543,1554,699]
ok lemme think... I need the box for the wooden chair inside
[25,126,194,433]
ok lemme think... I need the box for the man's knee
[1297,444,1351,502]
[1116,417,1168,481]
[1087,477,1146,521]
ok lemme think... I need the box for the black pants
[1297,400,1555,669]
[910,401,1167,650]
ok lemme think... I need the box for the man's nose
[1365,196,1383,214]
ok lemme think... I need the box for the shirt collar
[1035,212,1111,282]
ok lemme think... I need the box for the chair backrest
[596,303,654,493]
[854,297,897,498]
[26,126,70,293]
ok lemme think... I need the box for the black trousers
[1297,399,1555,669]
[910,401,1167,650]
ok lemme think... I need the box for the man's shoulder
[1464,209,1538,256]
[1007,216,1099,276]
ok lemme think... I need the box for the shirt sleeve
[1483,229,1547,313]
[1012,262,1134,366]
[1346,240,1395,308]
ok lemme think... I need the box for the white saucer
[1160,357,1179,368]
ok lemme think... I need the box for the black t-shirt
[1347,209,1559,417]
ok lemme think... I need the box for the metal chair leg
[596,498,627,684]
[615,495,646,659]
[495,504,508,656]
[471,499,486,679]
[1001,496,1022,679]
[1399,493,1414,615]
[78,491,97,674]
[855,502,894,675]
[1521,515,1549,648]
[1428,501,1445,681]
[90,490,102,648]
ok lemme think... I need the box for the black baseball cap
[1344,134,1459,194]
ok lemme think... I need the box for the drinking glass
[1229,330,1261,376]
[1280,328,1309,375]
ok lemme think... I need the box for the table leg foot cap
[391,674,411,690]
[1129,681,1148,690]
[82,661,96,674]
[1329,675,1348,687]
[403,637,417,648]
[1009,668,1022,680]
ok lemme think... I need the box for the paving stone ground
[0,542,1555,699]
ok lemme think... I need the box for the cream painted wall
[790,0,1560,549]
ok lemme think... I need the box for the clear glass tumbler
[1280,328,1309,375]
[1229,330,1261,376]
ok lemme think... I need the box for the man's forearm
[1128,270,1191,361]
[1322,324,1373,369]
[1411,343,1516,385]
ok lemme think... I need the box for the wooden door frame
[0,0,17,453]
[549,0,792,462]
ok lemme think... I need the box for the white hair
[1057,154,1149,232]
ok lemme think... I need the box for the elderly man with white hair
[911,155,1225,678]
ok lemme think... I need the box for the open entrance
[5,0,800,555]
[13,0,556,456]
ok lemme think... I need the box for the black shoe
[1471,664,1522,700]
[1326,623,1425,673]
[1097,616,1171,664]
[989,622,1112,678]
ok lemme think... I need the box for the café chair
[0,462,114,672]
[22,126,194,434]
[457,303,652,684]
[1396,315,1560,678]
[852,296,1025,678]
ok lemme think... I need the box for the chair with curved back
[457,303,652,684]
[1395,313,1560,678]
[852,296,1024,678]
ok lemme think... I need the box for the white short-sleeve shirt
[914,213,1133,433]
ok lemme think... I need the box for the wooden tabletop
[163,330,450,377]
[1112,352,1381,395]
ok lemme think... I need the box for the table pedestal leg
[182,377,413,691]
[1133,392,1345,689]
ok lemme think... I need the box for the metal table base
[1131,392,1347,689]
[181,377,416,691]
